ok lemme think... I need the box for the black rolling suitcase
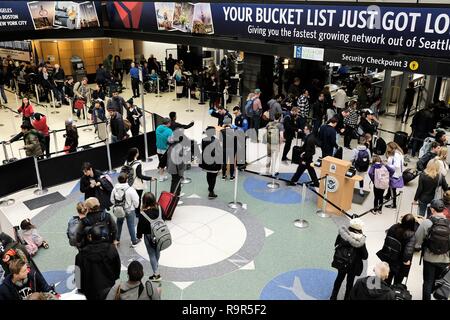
[394,131,409,154]
[291,133,303,165]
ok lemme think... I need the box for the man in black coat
[209,105,232,127]
[75,224,121,300]
[106,90,127,115]
[169,111,194,131]
[281,107,299,161]
[108,107,126,142]
[411,105,435,157]
[200,127,222,199]
[288,124,319,187]
[318,117,339,158]
[349,262,396,300]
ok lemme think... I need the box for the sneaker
[230,176,235,181]
[149,274,161,282]
[130,239,142,248]
[377,210,383,215]
[385,204,396,209]
[208,192,218,199]
[222,176,226,180]
[371,209,377,215]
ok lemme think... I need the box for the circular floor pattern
[260,268,337,300]
[134,205,248,268]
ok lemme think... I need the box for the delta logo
[113,2,144,29]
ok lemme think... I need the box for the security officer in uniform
[232,106,249,132]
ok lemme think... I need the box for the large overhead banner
[106,1,450,58]
[0,1,101,32]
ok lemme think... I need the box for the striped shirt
[297,95,310,118]
[344,109,359,128]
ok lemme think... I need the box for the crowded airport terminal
[0,0,449,305]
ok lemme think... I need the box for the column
[380,69,392,114]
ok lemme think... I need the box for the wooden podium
[317,156,363,215]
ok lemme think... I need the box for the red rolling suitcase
[155,179,182,220]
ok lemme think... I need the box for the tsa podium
[317,156,363,215]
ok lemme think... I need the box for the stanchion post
[52,130,58,154]
[228,166,243,210]
[33,156,48,195]
[34,84,40,105]
[140,82,152,163]
[294,182,310,229]
[316,175,330,218]
[156,76,162,97]
[105,120,116,174]
[395,191,403,224]
[2,142,9,162]
[186,88,193,112]
[50,90,59,114]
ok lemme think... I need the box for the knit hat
[349,218,364,231]
[430,199,445,212]
[126,97,133,105]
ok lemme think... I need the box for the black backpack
[353,149,370,172]
[391,283,412,300]
[374,137,386,155]
[120,161,138,186]
[426,217,450,255]
[332,241,355,271]
[83,211,111,242]
[376,236,402,263]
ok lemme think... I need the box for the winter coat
[318,124,338,157]
[349,276,396,300]
[267,99,283,121]
[299,133,316,163]
[110,113,126,141]
[75,241,121,300]
[414,173,448,204]
[64,125,78,152]
[200,136,221,172]
[333,226,368,276]
[110,183,139,213]
[80,169,103,199]
[359,117,377,136]
[0,268,52,300]
[383,224,416,273]
[124,160,152,191]
[105,280,161,300]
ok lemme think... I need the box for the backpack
[244,99,255,117]
[433,265,450,300]
[112,187,129,219]
[354,149,370,172]
[374,166,390,190]
[266,123,280,145]
[120,161,138,186]
[67,216,82,247]
[83,211,111,242]
[373,137,386,155]
[391,283,412,300]
[416,152,434,172]
[141,207,172,251]
[425,217,450,255]
[376,236,402,263]
[419,137,435,159]
[99,175,114,193]
[331,242,355,271]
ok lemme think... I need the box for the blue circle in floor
[260,268,337,300]
[42,270,75,294]
[243,176,301,204]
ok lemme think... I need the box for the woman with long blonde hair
[385,142,404,209]
[413,158,449,216]
[436,146,448,177]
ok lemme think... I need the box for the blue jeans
[418,201,429,217]
[116,211,137,243]
[144,234,160,274]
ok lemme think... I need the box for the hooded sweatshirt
[105,280,161,300]
[350,145,371,172]
[110,183,139,213]
[349,276,396,300]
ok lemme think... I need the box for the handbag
[389,157,404,189]
[74,99,85,110]
[435,174,444,200]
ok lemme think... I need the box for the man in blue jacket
[130,62,140,98]
[318,117,339,158]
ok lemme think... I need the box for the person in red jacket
[31,113,50,158]
[17,97,34,127]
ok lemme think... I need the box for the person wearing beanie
[330,218,368,300]
[348,261,396,300]
[415,199,450,300]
